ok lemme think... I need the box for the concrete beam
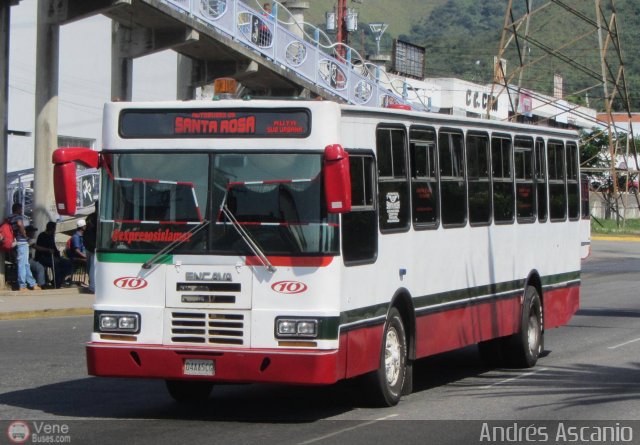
[118,26,199,59]
[57,0,132,25]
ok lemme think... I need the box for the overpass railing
[162,0,416,109]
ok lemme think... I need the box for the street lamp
[369,23,388,55]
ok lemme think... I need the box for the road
[0,240,639,444]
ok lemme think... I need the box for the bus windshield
[99,152,339,256]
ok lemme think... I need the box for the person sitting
[66,219,87,262]
[35,222,73,288]
[26,225,46,288]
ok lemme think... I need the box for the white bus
[53,94,581,406]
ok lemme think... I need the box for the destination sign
[119,109,311,138]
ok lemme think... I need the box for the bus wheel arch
[503,277,544,368]
[389,290,415,396]
[365,290,415,406]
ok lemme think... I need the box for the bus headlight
[96,312,140,334]
[276,318,318,338]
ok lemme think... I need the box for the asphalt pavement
[0,234,636,321]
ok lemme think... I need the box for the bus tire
[503,285,543,368]
[367,307,407,406]
[165,380,214,403]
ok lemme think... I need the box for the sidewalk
[0,286,94,320]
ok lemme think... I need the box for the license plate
[183,359,215,376]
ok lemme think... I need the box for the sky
[7,0,177,173]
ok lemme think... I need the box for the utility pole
[336,0,347,59]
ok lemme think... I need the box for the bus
[52,94,581,406]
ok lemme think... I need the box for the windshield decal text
[112,228,193,244]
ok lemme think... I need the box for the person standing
[8,203,40,291]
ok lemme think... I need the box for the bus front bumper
[86,342,343,385]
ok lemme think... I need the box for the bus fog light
[277,320,297,335]
[296,320,317,336]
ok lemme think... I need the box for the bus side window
[410,126,439,228]
[566,142,580,221]
[438,129,467,227]
[548,140,567,222]
[466,132,491,225]
[376,126,410,232]
[535,138,548,222]
[342,154,377,264]
[515,136,535,223]
[491,134,515,224]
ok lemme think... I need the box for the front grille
[170,311,246,345]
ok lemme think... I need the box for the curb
[0,307,93,321]
[591,235,640,242]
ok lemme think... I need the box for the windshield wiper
[141,220,210,269]
[219,197,276,274]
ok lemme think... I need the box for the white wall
[8,0,177,173]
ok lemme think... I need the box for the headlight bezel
[95,311,141,334]
[275,317,318,339]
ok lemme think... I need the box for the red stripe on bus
[415,296,522,358]
[132,178,159,183]
[176,181,194,186]
[245,256,334,267]
[543,285,580,329]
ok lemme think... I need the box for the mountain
[297,0,639,111]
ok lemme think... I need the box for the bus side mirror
[52,147,100,215]
[323,144,351,213]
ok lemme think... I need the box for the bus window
[548,140,567,221]
[515,136,535,222]
[566,142,580,221]
[491,134,514,223]
[410,126,439,228]
[438,129,466,227]
[466,132,491,225]
[343,153,377,264]
[376,126,410,232]
[535,138,548,222]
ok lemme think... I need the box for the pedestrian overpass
[102,0,416,108]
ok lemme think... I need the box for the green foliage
[592,218,640,235]
[300,0,640,111]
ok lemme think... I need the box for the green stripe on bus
[339,271,580,328]
[97,252,172,264]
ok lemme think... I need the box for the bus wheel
[165,380,214,403]
[503,286,543,368]
[368,307,407,406]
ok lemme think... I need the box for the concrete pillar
[33,0,60,233]
[177,54,196,100]
[0,2,11,287]
[281,1,309,39]
[1,2,11,220]
[111,21,133,101]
